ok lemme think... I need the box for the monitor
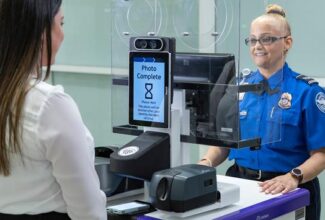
[129,52,171,128]
[174,52,235,84]
[173,52,236,138]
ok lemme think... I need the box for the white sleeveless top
[0,80,107,220]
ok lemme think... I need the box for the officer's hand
[198,158,212,167]
[258,173,299,195]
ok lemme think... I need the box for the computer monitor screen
[174,52,235,84]
[173,52,236,138]
[129,52,171,128]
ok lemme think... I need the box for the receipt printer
[149,164,218,212]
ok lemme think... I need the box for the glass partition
[110,0,285,148]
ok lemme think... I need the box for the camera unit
[134,38,162,50]
[130,37,175,52]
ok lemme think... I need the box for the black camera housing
[131,37,175,52]
[134,38,163,50]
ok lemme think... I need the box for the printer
[149,164,219,212]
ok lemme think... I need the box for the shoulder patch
[296,74,319,85]
[315,92,325,113]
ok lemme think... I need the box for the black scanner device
[110,131,170,181]
[149,164,219,212]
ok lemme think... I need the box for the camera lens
[134,38,163,50]
[149,40,157,49]
[135,40,147,49]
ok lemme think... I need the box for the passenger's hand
[258,173,299,195]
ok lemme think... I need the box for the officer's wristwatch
[290,168,303,184]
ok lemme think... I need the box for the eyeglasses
[244,36,288,46]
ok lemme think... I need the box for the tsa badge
[315,92,325,113]
[278,92,292,109]
[239,92,245,101]
[238,82,248,101]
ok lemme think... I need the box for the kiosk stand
[109,37,241,217]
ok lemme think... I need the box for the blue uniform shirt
[229,63,325,173]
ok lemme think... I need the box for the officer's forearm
[200,146,229,167]
[297,148,325,184]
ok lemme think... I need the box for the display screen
[129,52,170,128]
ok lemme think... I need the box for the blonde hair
[266,4,286,18]
[254,4,291,35]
